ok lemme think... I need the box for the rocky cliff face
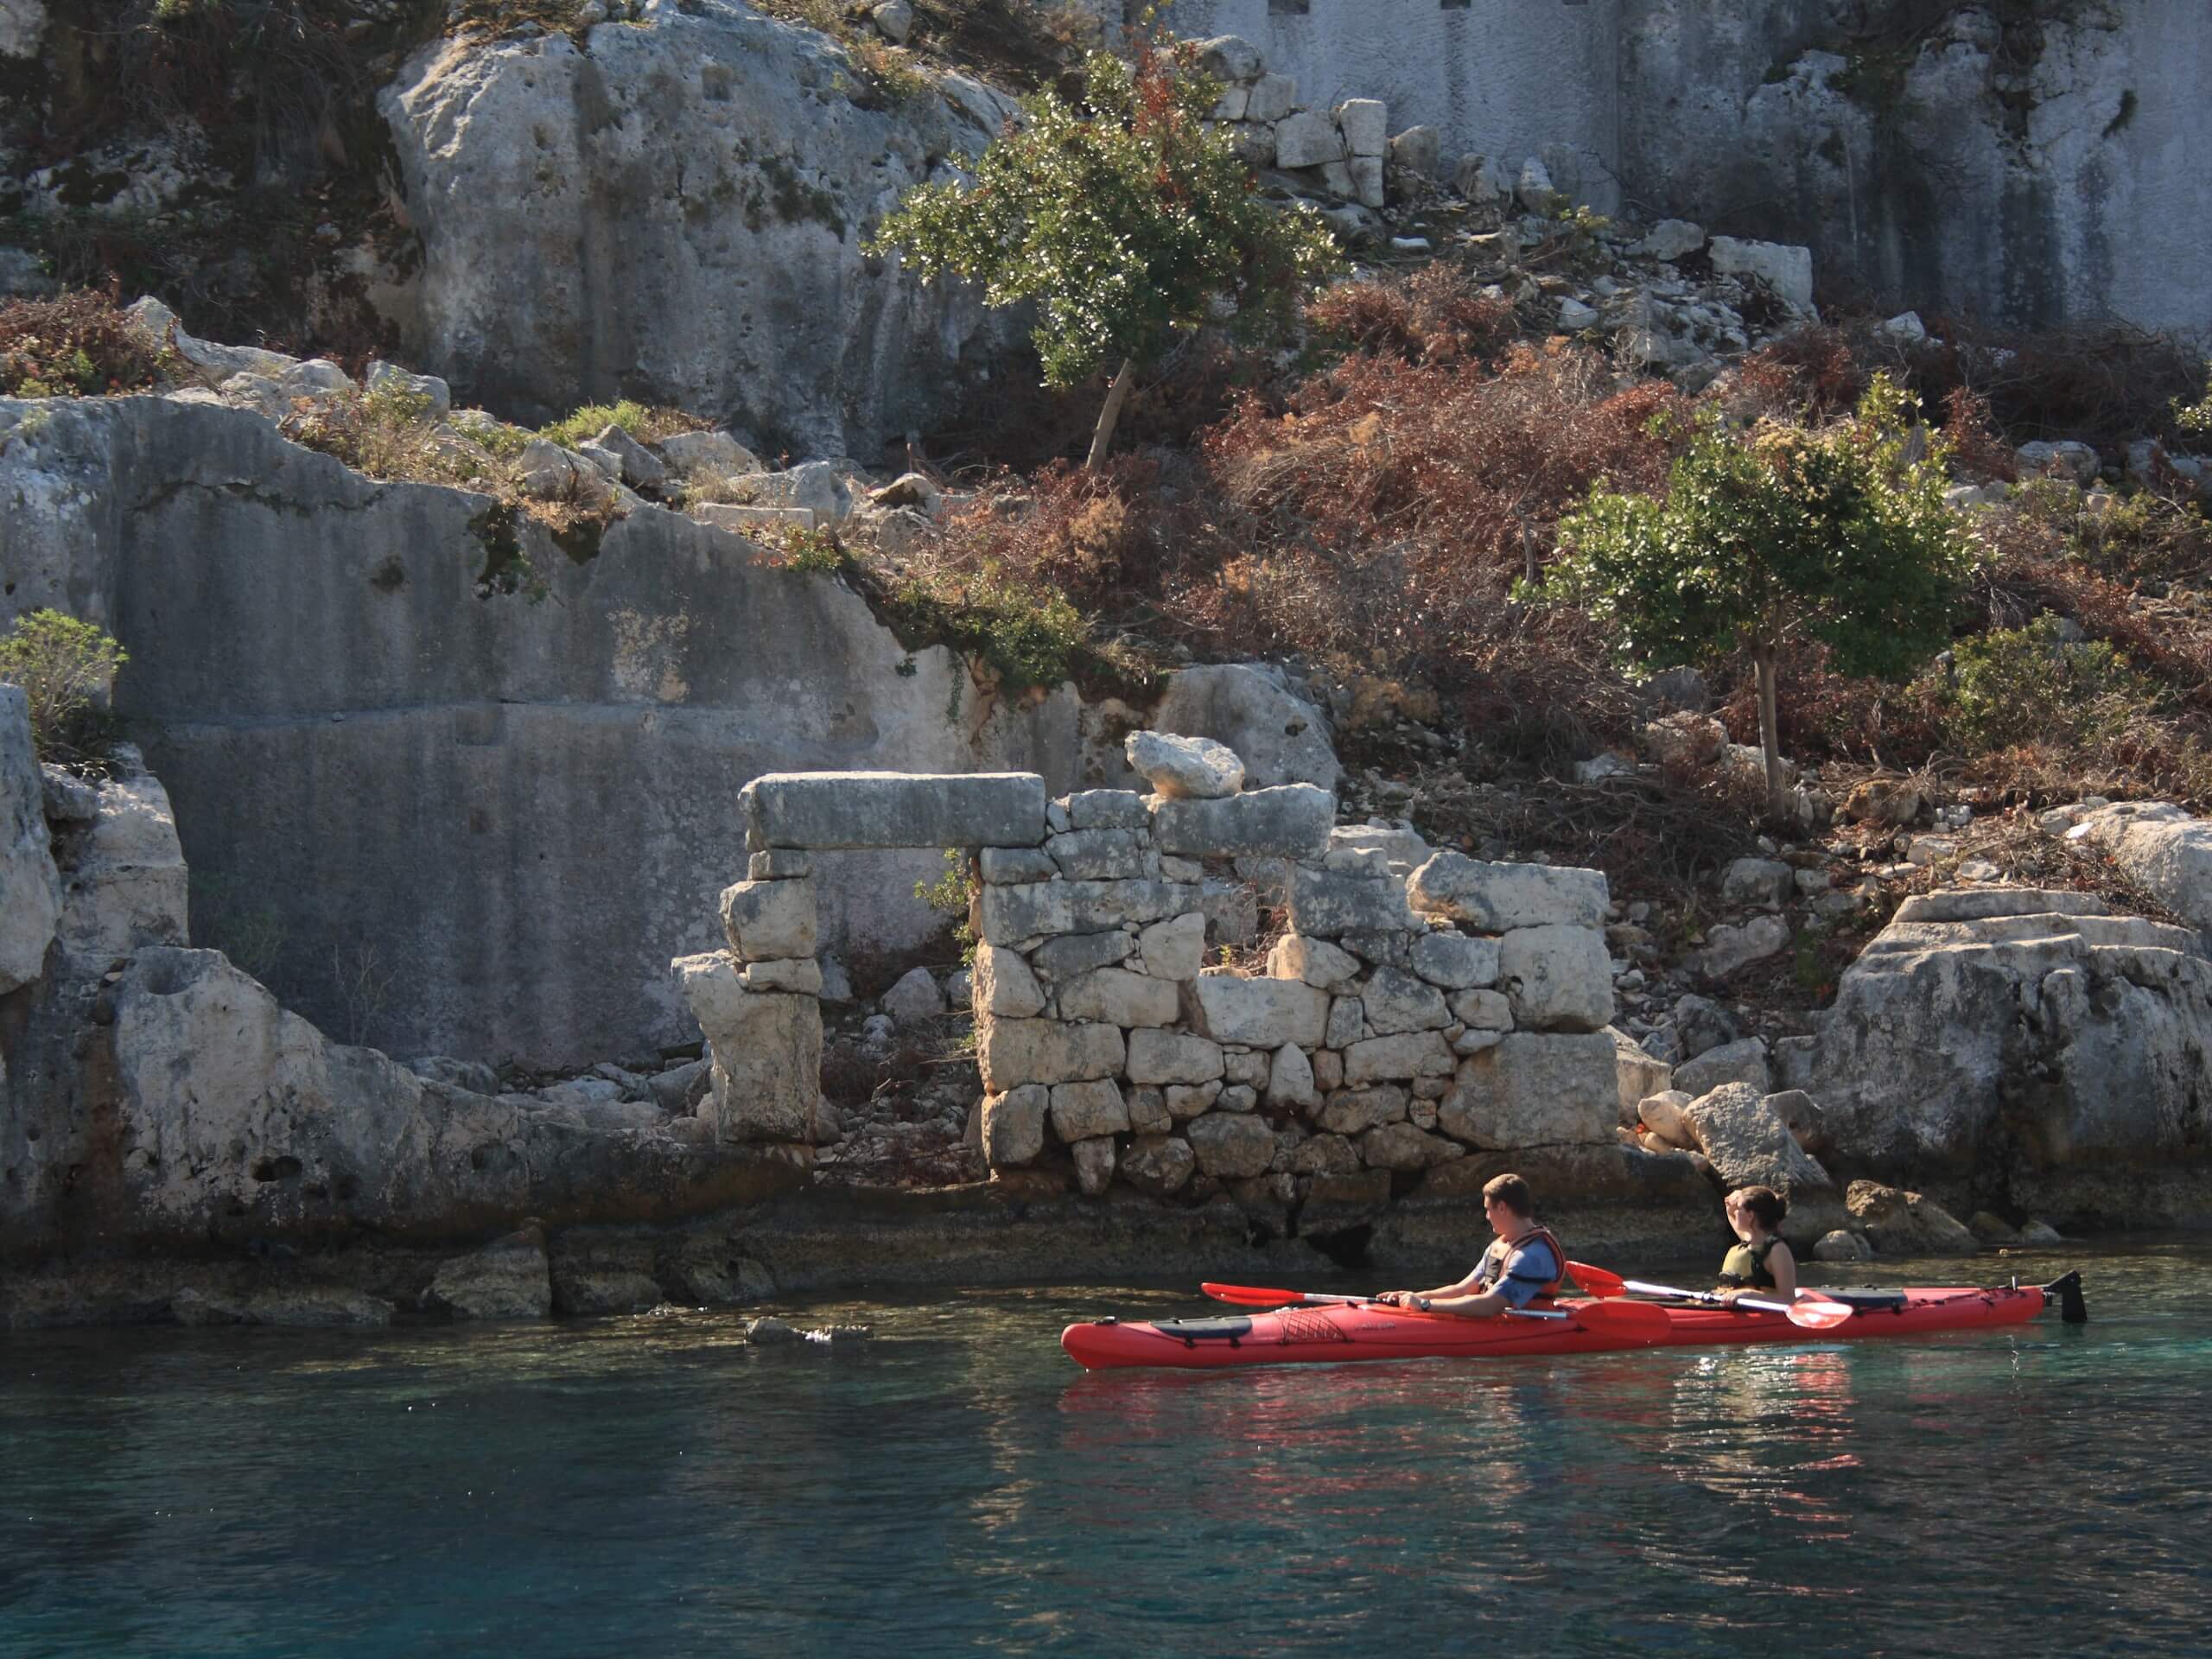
[1,391,1092,1064]
[380,3,1023,454]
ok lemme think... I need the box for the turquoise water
[3,1241,2209,1657]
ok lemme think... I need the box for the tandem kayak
[1059,1275,2083,1370]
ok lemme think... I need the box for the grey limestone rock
[1721,856,1796,908]
[720,877,819,963]
[976,1019,1124,1092]
[1671,1037,1771,1099]
[1058,966,1180,1027]
[0,688,63,993]
[982,1085,1048,1166]
[1125,730,1244,800]
[1408,853,1609,931]
[1341,1031,1455,1084]
[1046,827,1154,880]
[880,965,946,1026]
[1125,1028,1225,1086]
[1287,866,1420,936]
[425,1227,554,1321]
[1408,931,1498,991]
[1152,785,1334,860]
[1071,1135,1116,1196]
[1267,933,1362,988]
[1029,930,1133,981]
[1065,788,1151,830]
[1361,1122,1459,1172]
[1186,1111,1276,1179]
[1150,664,1340,792]
[1360,966,1452,1035]
[1135,912,1206,981]
[743,771,1046,852]
[979,847,1057,884]
[1497,925,1614,1033]
[979,877,1199,946]
[972,943,1046,1018]
[1050,1078,1129,1142]
[1185,976,1331,1047]
[1122,1134,1196,1196]
[1437,1032,1620,1149]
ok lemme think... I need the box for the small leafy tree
[2176,361,2212,439]
[0,608,129,765]
[1539,376,1974,812]
[868,34,1340,468]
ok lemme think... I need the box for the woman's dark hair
[1734,1185,1788,1230]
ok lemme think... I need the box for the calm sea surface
[3,1239,2208,1658]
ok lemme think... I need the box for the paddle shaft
[1203,1285,1567,1320]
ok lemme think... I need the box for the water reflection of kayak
[1061,1275,2082,1371]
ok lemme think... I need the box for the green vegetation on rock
[0,608,129,766]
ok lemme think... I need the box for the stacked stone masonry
[674,749,1621,1211]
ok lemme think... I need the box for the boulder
[1671,1037,1771,1100]
[1335,99,1389,158]
[1497,925,1613,1033]
[1637,219,1706,261]
[1267,933,1360,989]
[1813,1230,1871,1262]
[1810,889,2212,1183]
[1436,1032,1619,1148]
[1846,1181,1979,1256]
[1389,125,1441,180]
[1193,34,1262,81]
[1407,854,1610,931]
[0,686,62,993]
[1637,1089,1696,1149]
[719,877,818,962]
[2065,801,2212,932]
[1287,866,1421,936]
[1721,856,1796,907]
[880,965,945,1026]
[1266,1043,1318,1109]
[424,1226,554,1320]
[1124,730,1244,800]
[1684,914,1789,980]
[1842,777,1923,826]
[1610,1027,1673,1123]
[1150,664,1340,791]
[1275,110,1344,168]
[1681,1082,1842,1238]
[48,759,190,976]
[1360,1122,1459,1172]
[1670,994,1742,1058]
[1071,1135,1116,1196]
[1408,931,1499,991]
[1707,236,1816,313]
[657,429,761,478]
[381,11,1026,455]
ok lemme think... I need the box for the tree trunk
[1754,644,1785,817]
[1085,358,1135,470]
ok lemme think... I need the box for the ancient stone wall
[679,747,1629,1230]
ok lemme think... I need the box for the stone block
[741,771,1047,851]
[1436,1031,1619,1149]
[979,847,1057,885]
[1611,1026,1673,1122]
[1325,995,1365,1049]
[1315,1084,1408,1135]
[747,848,812,880]
[1292,1134,1363,1176]
[1361,1122,1459,1172]
[739,957,823,995]
[1276,110,1345,168]
[1408,853,1610,931]
[1341,1031,1455,1084]
[1313,1051,1344,1090]
[1193,34,1261,81]
[1287,865,1420,936]
[979,878,1199,945]
[1122,1134,1196,1196]
[1266,1043,1318,1109]
[1244,72,1296,124]
[973,941,1046,1018]
[1722,856,1796,907]
[1268,933,1362,988]
[976,1018,1125,1092]
[982,1085,1048,1166]
[1187,1112,1277,1178]
[1217,1084,1258,1113]
[1708,236,1815,314]
[1151,664,1341,792]
[1151,785,1334,860]
[719,876,818,962]
[1498,924,1614,1033]
[1071,1135,1116,1196]
[1125,730,1243,800]
[1201,878,1259,946]
[675,953,823,1142]
[1348,155,1385,208]
[1126,1087,1172,1135]
[1065,789,1152,830]
[1058,966,1180,1027]
[1032,929,1133,980]
[1046,828,1153,882]
[1360,966,1452,1035]
[1136,912,1206,981]
[1126,1028,1226,1085]
[1408,931,1499,990]
[1051,1078,1130,1141]
[1166,1082,1222,1118]
[1185,975,1330,1047]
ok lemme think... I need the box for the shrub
[0,609,130,766]
[1941,614,2156,753]
[0,289,171,398]
[1306,264,1517,368]
[537,399,704,449]
[1540,375,1977,810]
[2176,363,2212,440]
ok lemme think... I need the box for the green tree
[0,608,129,765]
[868,34,1340,468]
[1538,376,1974,812]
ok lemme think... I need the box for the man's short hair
[1482,1173,1534,1217]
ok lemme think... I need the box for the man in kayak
[1373,1173,1567,1317]
[1715,1185,1800,1305]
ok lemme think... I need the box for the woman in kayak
[1716,1185,1800,1304]
[1373,1173,1566,1317]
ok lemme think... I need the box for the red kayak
[1060,1276,2082,1371]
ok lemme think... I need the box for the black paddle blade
[2043,1269,2088,1325]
